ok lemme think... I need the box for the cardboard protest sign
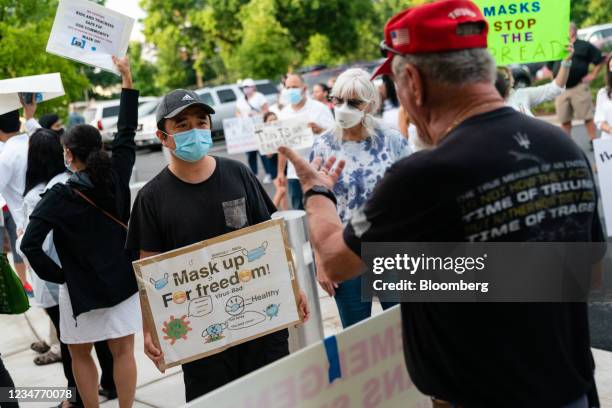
[473,0,570,65]
[187,306,431,408]
[222,116,263,154]
[254,118,314,155]
[0,73,65,115]
[594,138,612,237]
[132,220,302,369]
[46,0,134,74]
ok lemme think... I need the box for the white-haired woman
[310,68,411,328]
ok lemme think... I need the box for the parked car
[86,96,157,142]
[194,80,278,141]
[579,23,612,53]
[301,60,384,90]
[104,98,161,149]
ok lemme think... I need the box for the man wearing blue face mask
[126,89,310,402]
[277,74,334,210]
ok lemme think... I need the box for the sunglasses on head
[380,40,403,58]
[330,96,365,109]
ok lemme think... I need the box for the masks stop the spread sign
[132,220,303,370]
[473,0,570,65]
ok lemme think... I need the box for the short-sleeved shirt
[547,39,604,88]
[126,156,276,253]
[310,125,411,224]
[0,133,28,228]
[279,98,334,179]
[343,107,602,407]
[235,92,267,118]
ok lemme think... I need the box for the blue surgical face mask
[167,128,213,162]
[283,88,303,105]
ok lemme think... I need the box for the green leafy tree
[303,34,338,67]
[583,0,612,26]
[128,42,160,96]
[226,0,298,79]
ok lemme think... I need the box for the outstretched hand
[278,146,345,193]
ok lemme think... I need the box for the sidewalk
[1,280,356,408]
[3,288,612,407]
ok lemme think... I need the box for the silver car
[195,80,278,140]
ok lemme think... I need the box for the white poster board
[594,138,612,236]
[132,220,302,369]
[222,116,262,154]
[46,0,134,74]
[0,73,65,115]
[187,306,431,408]
[254,118,314,155]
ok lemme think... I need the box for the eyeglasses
[380,40,403,58]
[330,96,365,109]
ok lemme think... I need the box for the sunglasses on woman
[330,96,365,109]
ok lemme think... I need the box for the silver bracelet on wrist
[561,60,572,68]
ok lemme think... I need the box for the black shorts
[182,329,289,402]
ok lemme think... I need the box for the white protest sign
[187,306,431,408]
[46,0,134,74]
[254,118,314,155]
[594,138,612,236]
[0,73,65,115]
[222,116,262,154]
[132,220,302,369]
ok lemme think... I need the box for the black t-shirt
[126,156,276,253]
[344,108,603,407]
[547,39,604,88]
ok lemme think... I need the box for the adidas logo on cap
[181,94,194,101]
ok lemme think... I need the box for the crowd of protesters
[2,0,612,407]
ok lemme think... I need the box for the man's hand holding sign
[134,220,310,371]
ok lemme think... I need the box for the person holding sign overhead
[309,68,410,328]
[495,43,574,117]
[547,22,605,147]
[126,88,309,402]
[21,56,140,408]
[276,74,334,210]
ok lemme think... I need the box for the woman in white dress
[21,57,140,408]
[594,55,612,140]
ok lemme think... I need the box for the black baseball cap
[156,89,215,130]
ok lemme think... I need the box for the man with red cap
[280,1,602,407]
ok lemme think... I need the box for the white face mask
[335,103,364,129]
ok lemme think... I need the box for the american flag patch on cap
[391,29,410,46]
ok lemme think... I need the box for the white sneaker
[263,175,272,184]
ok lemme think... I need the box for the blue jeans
[246,151,260,175]
[334,275,397,328]
[288,179,304,210]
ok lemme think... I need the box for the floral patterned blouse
[310,124,411,225]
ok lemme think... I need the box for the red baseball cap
[372,0,488,79]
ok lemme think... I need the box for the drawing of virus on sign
[162,315,192,345]
[264,304,280,320]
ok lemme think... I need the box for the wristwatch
[303,185,337,207]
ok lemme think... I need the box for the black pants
[45,305,116,406]
[0,354,18,408]
[182,329,289,402]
